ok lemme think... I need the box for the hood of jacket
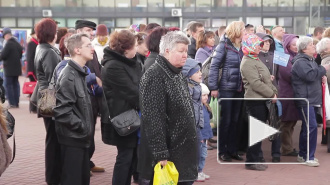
[283,34,299,61]
[291,53,314,65]
[181,58,201,78]
[101,47,137,67]
[256,33,276,52]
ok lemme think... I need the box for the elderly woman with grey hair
[138,31,198,185]
[291,36,330,167]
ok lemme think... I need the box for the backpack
[201,41,227,88]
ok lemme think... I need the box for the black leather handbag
[110,109,140,136]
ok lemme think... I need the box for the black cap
[75,20,96,30]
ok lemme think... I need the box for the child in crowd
[182,59,210,182]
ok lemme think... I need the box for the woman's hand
[159,160,168,167]
[272,94,277,104]
[211,90,218,98]
[322,76,327,84]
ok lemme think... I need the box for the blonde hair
[323,27,330,38]
[225,21,245,44]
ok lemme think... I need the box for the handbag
[22,72,37,94]
[111,109,140,136]
[102,93,140,136]
[37,72,56,117]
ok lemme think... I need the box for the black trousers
[112,146,136,185]
[61,145,90,185]
[44,117,61,184]
[245,101,268,165]
[89,95,102,168]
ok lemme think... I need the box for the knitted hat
[2,27,11,38]
[201,83,210,95]
[96,24,108,36]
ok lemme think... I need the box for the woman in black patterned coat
[138,31,198,185]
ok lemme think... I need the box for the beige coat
[0,122,12,176]
[240,56,278,98]
[321,54,330,127]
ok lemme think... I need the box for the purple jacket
[278,34,299,122]
[195,46,214,64]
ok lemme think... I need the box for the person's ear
[74,47,80,55]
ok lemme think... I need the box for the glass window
[246,0,261,12]
[99,0,114,7]
[53,18,66,27]
[148,0,163,12]
[67,18,81,28]
[1,0,15,7]
[18,18,32,27]
[132,0,147,12]
[67,0,82,7]
[196,0,211,12]
[34,18,42,25]
[50,0,65,7]
[164,18,179,27]
[133,18,147,25]
[278,0,293,11]
[227,0,243,12]
[263,18,276,26]
[83,0,98,7]
[212,0,227,12]
[227,17,242,25]
[294,17,308,35]
[279,17,293,27]
[295,0,309,11]
[116,0,131,12]
[246,17,262,27]
[1,18,16,27]
[33,0,50,7]
[212,19,227,27]
[116,18,131,28]
[164,0,180,8]
[182,0,195,12]
[17,0,33,7]
[148,18,163,26]
[263,0,277,11]
[100,19,115,28]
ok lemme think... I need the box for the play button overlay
[249,116,279,147]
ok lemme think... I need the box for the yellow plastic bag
[153,161,179,185]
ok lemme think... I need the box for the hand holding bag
[37,72,56,117]
[22,72,37,94]
[153,161,179,185]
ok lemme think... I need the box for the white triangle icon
[249,116,279,147]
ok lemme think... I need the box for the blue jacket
[201,105,213,140]
[274,38,284,53]
[291,53,326,107]
[208,35,243,91]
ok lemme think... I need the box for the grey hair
[66,33,89,56]
[316,38,330,55]
[159,31,191,56]
[296,36,313,53]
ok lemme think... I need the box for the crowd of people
[1,18,330,184]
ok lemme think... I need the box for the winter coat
[195,46,213,64]
[201,105,213,140]
[0,37,23,76]
[0,124,12,176]
[274,38,284,53]
[136,52,146,72]
[321,54,330,84]
[35,43,62,91]
[101,47,141,148]
[92,38,109,64]
[54,60,93,148]
[138,55,198,181]
[208,35,243,91]
[142,51,158,73]
[240,56,277,98]
[256,33,278,89]
[291,53,326,107]
[278,34,300,122]
[26,38,38,75]
[188,37,197,59]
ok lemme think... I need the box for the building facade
[0,0,330,35]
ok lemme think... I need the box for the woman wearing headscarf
[240,34,277,171]
[291,36,330,167]
[278,34,300,157]
[208,21,245,162]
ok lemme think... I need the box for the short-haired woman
[240,34,278,171]
[291,36,330,167]
[34,18,62,185]
[139,31,198,185]
[101,29,141,185]
[209,21,245,162]
[195,31,216,63]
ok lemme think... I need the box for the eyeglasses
[81,44,93,49]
